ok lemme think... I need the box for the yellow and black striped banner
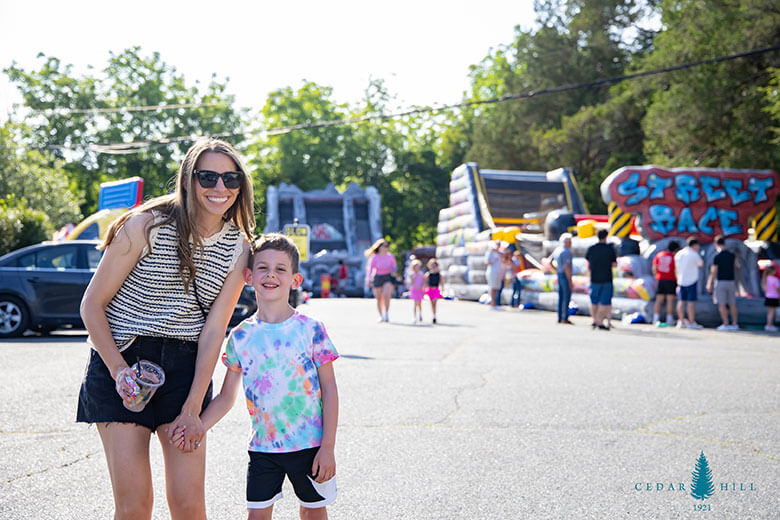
[753,207,778,242]
[608,202,633,238]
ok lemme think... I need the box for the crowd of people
[363,239,443,324]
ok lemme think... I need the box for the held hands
[311,446,336,483]
[166,412,205,453]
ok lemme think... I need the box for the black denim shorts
[76,336,213,432]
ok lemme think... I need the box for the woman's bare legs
[158,423,207,520]
[97,423,154,520]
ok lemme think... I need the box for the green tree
[0,121,82,253]
[5,47,244,215]
[641,0,780,170]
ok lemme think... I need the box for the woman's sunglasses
[193,169,243,189]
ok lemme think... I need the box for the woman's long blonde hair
[102,137,255,290]
[365,238,389,257]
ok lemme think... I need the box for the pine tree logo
[690,451,715,500]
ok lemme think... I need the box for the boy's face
[244,249,303,304]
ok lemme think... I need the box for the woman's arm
[169,243,250,450]
[80,213,151,381]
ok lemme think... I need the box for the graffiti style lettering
[718,209,742,236]
[647,174,673,200]
[698,207,718,235]
[677,207,698,234]
[616,172,649,205]
[604,167,779,242]
[649,205,676,234]
[675,175,700,205]
[748,176,774,203]
[700,176,726,203]
[721,179,752,205]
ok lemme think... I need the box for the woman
[365,239,397,322]
[76,138,254,519]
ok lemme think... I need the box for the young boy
[180,233,339,519]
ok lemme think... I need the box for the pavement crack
[3,451,101,485]
[630,412,777,462]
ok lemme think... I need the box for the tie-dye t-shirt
[222,311,339,453]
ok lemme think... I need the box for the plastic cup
[122,360,165,412]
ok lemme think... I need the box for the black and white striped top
[101,213,246,351]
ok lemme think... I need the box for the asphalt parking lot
[0,298,777,519]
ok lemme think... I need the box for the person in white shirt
[674,236,704,329]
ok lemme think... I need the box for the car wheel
[0,296,30,338]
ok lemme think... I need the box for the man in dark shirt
[585,229,618,330]
[706,235,739,331]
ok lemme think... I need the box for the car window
[17,252,36,268]
[35,246,79,270]
[86,246,103,269]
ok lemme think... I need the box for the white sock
[666,314,674,323]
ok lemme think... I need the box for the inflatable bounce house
[600,166,779,326]
[264,182,383,296]
[61,177,144,241]
[436,163,780,327]
[435,163,590,302]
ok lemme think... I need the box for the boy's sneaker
[675,321,685,329]
[686,322,703,330]
[716,324,731,331]
[432,317,437,324]
[727,324,739,331]
[765,324,778,332]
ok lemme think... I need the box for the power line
[31,101,226,116]
[42,44,780,155]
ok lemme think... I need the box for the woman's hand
[166,412,205,452]
[113,365,138,401]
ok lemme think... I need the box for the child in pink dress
[424,258,443,324]
[762,263,779,332]
[408,259,425,323]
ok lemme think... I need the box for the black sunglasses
[193,169,243,189]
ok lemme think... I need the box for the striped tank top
[100,213,246,351]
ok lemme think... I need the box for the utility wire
[33,101,226,116]
[41,44,780,155]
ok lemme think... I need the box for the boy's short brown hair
[249,233,300,273]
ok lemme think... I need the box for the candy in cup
[122,360,165,412]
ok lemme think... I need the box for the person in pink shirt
[365,239,397,322]
[762,263,779,332]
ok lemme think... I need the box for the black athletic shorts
[247,448,337,510]
[656,279,677,295]
[76,336,213,432]
[372,273,394,288]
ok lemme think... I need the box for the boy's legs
[97,422,154,520]
[300,505,328,519]
[158,425,207,520]
[248,506,274,520]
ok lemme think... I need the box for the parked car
[0,240,257,338]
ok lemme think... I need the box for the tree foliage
[5,47,244,215]
[2,0,778,256]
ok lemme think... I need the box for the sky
[0,0,537,118]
